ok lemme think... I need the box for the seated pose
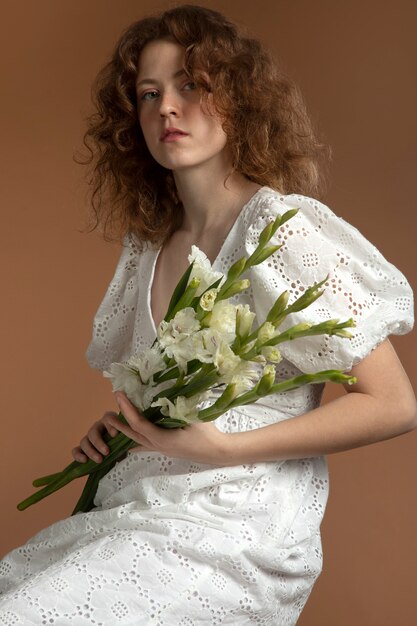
[1,4,415,625]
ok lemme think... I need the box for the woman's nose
[159,90,180,117]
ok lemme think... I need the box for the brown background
[1,1,416,624]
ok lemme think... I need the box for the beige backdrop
[1,1,416,624]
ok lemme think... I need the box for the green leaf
[167,278,201,319]
[164,262,195,320]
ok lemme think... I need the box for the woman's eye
[140,90,159,102]
[183,81,197,91]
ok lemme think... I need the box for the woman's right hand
[72,411,120,464]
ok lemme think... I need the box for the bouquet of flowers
[17,207,357,515]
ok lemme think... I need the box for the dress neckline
[146,185,271,336]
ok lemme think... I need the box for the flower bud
[257,221,274,247]
[266,291,290,326]
[226,257,247,281]
[279,207,299,225]
[334,329,354,338]
[260,346,282,363]
[257,321,276,344]
[211,383,239,411]
[199,288,218,311]
[289,276,328,313]
[252,354,267,363]
[251,245,282,266]
[256,364,276,395]
[221,279,250,299]
[236,304,256,339]
[289,322,313,332]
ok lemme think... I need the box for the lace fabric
[0,187,413,625]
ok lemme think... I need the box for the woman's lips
[160,128,188,143]
[162,133,187,143]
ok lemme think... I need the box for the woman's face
[136,39,231,173]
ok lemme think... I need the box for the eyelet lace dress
[0,187,414,625]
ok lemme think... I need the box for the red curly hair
[76,4,331,248]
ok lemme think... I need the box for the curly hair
[76,4,332,248]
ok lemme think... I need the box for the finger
[79,436,104,463]
[102,412,119,438]
[87,424,110,456]
[107,415,151,448]
[114,392,153,433]
[72,446,88,463]
[106,424,119,438]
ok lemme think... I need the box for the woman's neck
[173,170,262,240]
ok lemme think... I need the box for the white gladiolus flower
[199,328,222,360]
[141,386,158,411]
[103,363,147,410]
[212,341,240,375]
[199,288,218,311]
[157,308,201,347]
[188,246,225,296]
[208,300,238,343]
[127,345,165,384]
[195,330,260,394]
[192,330,222,363]
[230,365,261,394]
[164,331,214,372]
[215,345,260,392]
[151,392,211,424]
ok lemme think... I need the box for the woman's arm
[225,338,417,465]
[98,338,417,466]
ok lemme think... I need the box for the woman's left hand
[109,391,234,465]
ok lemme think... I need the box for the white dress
[0,187,414,625]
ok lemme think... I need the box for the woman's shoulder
[243,187,414,374]
[247,187,381,259]
[251,186,341,223]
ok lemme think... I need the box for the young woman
[1,5,415,624]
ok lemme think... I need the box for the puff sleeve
[245,193,414,374]
[85,233,141,371]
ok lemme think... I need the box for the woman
[1,5,415,624]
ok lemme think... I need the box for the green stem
[71,466,108,515]
[32,471,67,487]
[242,319,354,360]
[17,417,136,511]
[197,370,357,422]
